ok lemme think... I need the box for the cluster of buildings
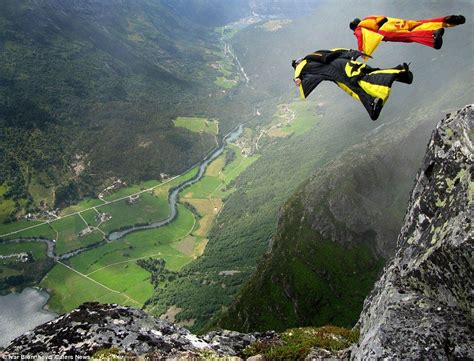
[98,178,125,200]
[95,212,112,224]
[24,208,59,222]
[0,252,30,263]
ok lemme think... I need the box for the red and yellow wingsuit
[351,15,466,57]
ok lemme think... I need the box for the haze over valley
[0,0,472,357]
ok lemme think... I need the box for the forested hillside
[0,0,257,219]
[217,117,432,331]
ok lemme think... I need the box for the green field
[214,76,238,89]
[102,180,161,202]
[42,205,196,313]
[0,241,48,260]
[269,101,317,138]
[183,176,223,199]
[81,208,101,227]
[60,198,105,216]
[174,117,219,135]
[1,223,56,241]
[41,263,138,313]
[286,101,318,136]
[68,205,195,274]
[97,192,169,234]
[88,263,153,304]
[0,219,44,237]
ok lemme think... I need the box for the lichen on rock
[352,105,474,359]
[1,302,275,359]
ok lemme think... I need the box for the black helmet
[291,58,303,69]
[350,18,361,31]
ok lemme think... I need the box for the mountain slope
[0,0,251,217]
[216,114,434,332]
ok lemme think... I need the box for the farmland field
[1,223,56,241]
[60,198,105,216]
[40,263,138,313]
[97,193,169,234]
[43,205,195,313]
[102,180,161,202]
[174,117,219,135]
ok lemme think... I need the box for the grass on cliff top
[243,326,359,360]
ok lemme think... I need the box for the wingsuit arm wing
[358,16,387,31]
[301,74,324,99]
[294,60,324,99]
[355,27,384,58]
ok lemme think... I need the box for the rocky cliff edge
[1,302,275,359]
[352,105,473,359]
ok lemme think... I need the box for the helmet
[350,18,361,31]
[291,58,303,68]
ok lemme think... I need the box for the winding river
[108,123,243,241]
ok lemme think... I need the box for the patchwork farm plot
[42,205,195,312]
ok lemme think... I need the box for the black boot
[370,98,384,121]
[396,63,413,84]
[445,15,466,25]
[433,28,444,49]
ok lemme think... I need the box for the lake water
[0,287,57,347]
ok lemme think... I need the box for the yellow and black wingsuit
[292,49,413,120]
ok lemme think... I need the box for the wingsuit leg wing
[336,60,413,120]
[377,15,466,50]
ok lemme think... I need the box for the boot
[433,28,444,49]
[445,15,466,25]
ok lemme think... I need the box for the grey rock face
[352,105,474,359]
[0,302,272,358]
